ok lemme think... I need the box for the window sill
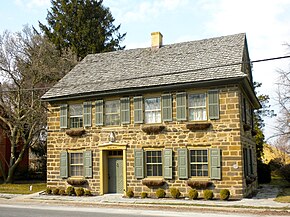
[142,178,166,187]
[141,125,165,135]
[186,123,211,131]
[67,177,87,185]
[66,129,86,137]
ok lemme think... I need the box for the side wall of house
[47,84,256,198]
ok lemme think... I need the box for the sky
[1,0,290,142]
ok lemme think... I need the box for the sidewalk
[0,184,289,212]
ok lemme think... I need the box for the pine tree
[39,0,125,59]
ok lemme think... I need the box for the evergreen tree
[39,0,125,59]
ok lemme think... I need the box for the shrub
[279,164,290,182]
[156,188,166,198]
[220,189,230,200]
[84,189,92,196]
[257,162,271,184]
[52,188,59,195]
[66,186,75,196]
[141,192,148,199]
[75,188,84,196]
[46,187,52,195]
[170,187,181,199]
[188,189,198,200]
[59,189,66,195]
[126,189,134,198]
[203,189,214,200]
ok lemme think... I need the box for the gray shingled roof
[42,33,248,100]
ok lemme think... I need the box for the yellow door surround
[99,142,127,195]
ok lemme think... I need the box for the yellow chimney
[151,32,163,49]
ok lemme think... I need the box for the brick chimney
[151,32,163,49]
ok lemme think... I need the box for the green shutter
[134,149,144,178]
[178,148,188,179]
[84,150,93,178]
[163,149,172,179]
[95,100,103,126]
[60,151,68,178]
[210,148,221,180]
[60,104,68,129]
[208,90,219,119]
[121,97,130,124]
[162,94,172,121]
[134,96,143,124]
[83,102,92,127]
[176,92,187,121]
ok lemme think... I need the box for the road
[0,203,284,217]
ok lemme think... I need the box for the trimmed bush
[75,188,84,196]
[170,187,181,199]
[257,162,271,184]
[52,188,59,195]
[126,189,134,198]
[46,187,52,195]
[59,189,66,195]
[188,189,198,200]
[220,189,230,200]
[203,189,214,200]
[66,186,75,196]
[279,164,290,182]
[141,192,148,199]
[156,188,166,198]
[84,189,92,196]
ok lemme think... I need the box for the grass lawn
[0,182,46,194]
[271,176,290,203]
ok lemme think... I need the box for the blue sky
[1,0,290,141]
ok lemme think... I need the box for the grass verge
[0,182,46,194]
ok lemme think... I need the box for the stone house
[42,32,260,198]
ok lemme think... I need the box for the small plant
[75,187,84,196]
[141,192,148,199]
[52,188,59,195]
[203,189,214,200]
[220,189,230,200]
[156,188,166,198]
[170,187,181,199]
[84,189,92,196]
[46,187,52,195]
[59,189,66,195]
[66,186,75,196]
[188,189,198,200]
[126,189,134,198]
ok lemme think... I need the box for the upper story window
[145,97,161,124]
[188,93,207,121]
[190,150,208,177]
[146,150,162,177]
[69,104,83,128]
[105,100,120,126]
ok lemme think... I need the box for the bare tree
[0,26,76,183]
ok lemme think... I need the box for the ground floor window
[146,150,162,176]
[190,150,208,177]
[69,152,84,176]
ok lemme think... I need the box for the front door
[108,158,123,193]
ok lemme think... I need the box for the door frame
[99,143,127,195]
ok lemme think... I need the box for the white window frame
[105,100,120,126]
[188,93,207,121]
[145,97,161,124]
[189,149,209,177]
[69,104,83,128]
[145,150,163,177]
[69,152,84,177]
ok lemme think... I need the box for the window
[190,150,208,177]
[105,100,120,125]
[69,152,83,177]
[69,104,83,128]
[188,93,207,121]
[145,97,161,123]
[146,150,162,176]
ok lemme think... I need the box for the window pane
[145,97,161,124]
[69,104,83,116]
[105,100,120,125]
[146,150,162,177]
[188,94,207,121]
[70,152,83,177]
[190,150,208,177]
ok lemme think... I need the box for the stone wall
[46,84,257,198]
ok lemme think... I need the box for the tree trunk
[5,164,17,183]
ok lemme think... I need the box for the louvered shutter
[60,104,68,129]
[134,96,143,124]
[83,102,92,127]
[176,92,187,121]
[134,149,144,178]
[162,94,172,121]
[60,151,68,178]
[178,148,188,179]
[208,90,219,119]
[210,148,221,180]
[163,149,172,179]
[95,100,103,126]
[84,150,93,178]
[121,97,130,124]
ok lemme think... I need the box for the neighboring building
[42,32,260,198]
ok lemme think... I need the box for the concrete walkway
[0,184,289,211]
